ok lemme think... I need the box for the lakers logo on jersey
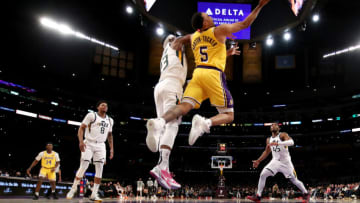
[41,151,56,168]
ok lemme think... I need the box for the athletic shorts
[183,66,233,109]
[263,159,297,179]
[81,140,106,163]
[39,168,56,181]
[154,78,183,121]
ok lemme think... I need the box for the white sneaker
[90,193,102,202]
[66,188,76,199]
[146,118,165,152]
[188,114,210,146]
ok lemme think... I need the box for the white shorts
[81,140,106,163]
[263,159,297,179]
[154,78,183,122]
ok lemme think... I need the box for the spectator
[136,178,144,198]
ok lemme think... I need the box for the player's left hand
[26,169,31,177]
[109,149,114,160]
[227,42,241,56]
[51,168,55,172]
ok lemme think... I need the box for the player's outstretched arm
[279,132,294,146]
[252,138,272,168]
[171,34,192,51]
[215,0,270,42]
[108,132,114,160]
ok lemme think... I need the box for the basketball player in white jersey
[67,100,114,201]
[147,34,187,190]
[147,34,240,190]
[247,123,310,203]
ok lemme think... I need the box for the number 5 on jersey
[200,46,208,62]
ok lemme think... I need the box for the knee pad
[159,121,179,149]
[76,160,90,178]
[94,161,104,178]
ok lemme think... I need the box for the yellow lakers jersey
[191,27,226,72]
[41,151,56,168]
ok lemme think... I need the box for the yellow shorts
[183,66,233,109]
[39,167,56,181]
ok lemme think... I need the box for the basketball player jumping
[66,101,114,202]
[147,34,187,190]
[148,34,240,190]
[27,142,60,200]
[247,123,310,203]
[146,0,271,152]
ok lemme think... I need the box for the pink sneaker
[149,166,171,190]
[162,169,181,190]
[149,166,181,190]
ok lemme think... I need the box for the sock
[35,192,39,196]
[158,148,171,170]
[205,119,212,128]
[204,119,212,132]
[91,183,100,197]
[290,178,307,194]
[71,179,80,190]
[158,118,166,126]
[52,190,55,193]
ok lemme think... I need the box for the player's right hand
[259,0,271,7]
[79,142,86,152]
[252,160,260,168]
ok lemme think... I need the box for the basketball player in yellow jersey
[146,0,271,149]
[27,142,60,200]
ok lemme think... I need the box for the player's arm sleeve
[82,113,94,126]
[109,118,114,133]
[35,152,44,161]
[278,133,294,146]
[55,153,60,162]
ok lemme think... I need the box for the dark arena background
[1,0,360,202]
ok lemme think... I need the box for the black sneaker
[33,194,39,200]
[52,192,59,199]
[45,191,51,199]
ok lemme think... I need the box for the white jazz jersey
[82,112,113,143]
[269,133,291,162]
[159,43,187,86]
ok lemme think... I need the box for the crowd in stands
[1,168,359,200]
[81,176,360,201]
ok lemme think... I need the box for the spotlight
[312,14,320,22]
[126,6,133,14]
[156,27,164,36]
[266,37,274,46]
[58,24,74,35]
[176,31,182,36]
[284,32,291,41]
